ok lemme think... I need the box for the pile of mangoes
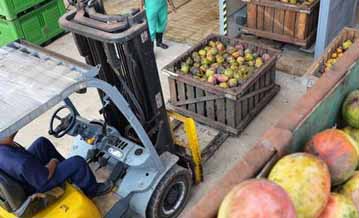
[179,40,271,89]
[280,0,315,5]
[323,40,353,74]
[219,89,359,218]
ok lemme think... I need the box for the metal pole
[219,0,228,35]
[223,0,228,36]
[315,0,358,58]
[351,0,359,26]
[314,0,331,58]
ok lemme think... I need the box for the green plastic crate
[0,0,65,46]
[0,19,21,46]
[0,0,47,20]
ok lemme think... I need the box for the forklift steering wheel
[49,105,77,138]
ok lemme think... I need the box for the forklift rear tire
[146,165,192,218]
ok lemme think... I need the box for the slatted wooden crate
[162,34,281,135]
[242,0,320,47]
[306,27,359,79]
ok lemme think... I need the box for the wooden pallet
[306,27,359,78]
[242,0,320,48]
[163,34,281,135]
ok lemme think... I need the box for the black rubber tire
[146,165,192,218]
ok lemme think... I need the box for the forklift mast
[60,0,174,154]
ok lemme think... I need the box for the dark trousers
[27,137,98,197]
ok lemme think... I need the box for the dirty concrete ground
[103,0,190,14]
[15,32,308,215]
[83,0,359,77]
[97,0,314,76]
[102,0,219,45]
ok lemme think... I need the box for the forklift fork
[167,111,203,184]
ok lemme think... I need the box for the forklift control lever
[95,155,111,171]
[86,148,101,163]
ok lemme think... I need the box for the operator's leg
[145,2,158,41]
[27,137,65,165]
[41,156,99,197]
[156,3,169,49]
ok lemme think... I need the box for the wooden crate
[306,27,359,78]
[162,34,281,135]
[242,0,320,47]
[182,33,359,218]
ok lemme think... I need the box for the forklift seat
[0,170,65,217]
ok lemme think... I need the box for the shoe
[93,181,114,197]
[150,40,154,49]
[156,33,169,49]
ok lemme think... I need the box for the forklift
[0,1,203,218]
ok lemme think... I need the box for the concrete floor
[101,0,219,45]
[15,33,307,215]
[92,0,317,77]
[62,0,316,76]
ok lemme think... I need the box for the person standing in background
[140,0,170,49]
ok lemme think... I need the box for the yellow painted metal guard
[0,184,101,218]
[167,111,203,184]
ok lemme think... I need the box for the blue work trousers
[28,137,98,197]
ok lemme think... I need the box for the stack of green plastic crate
[0,0,66,46]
